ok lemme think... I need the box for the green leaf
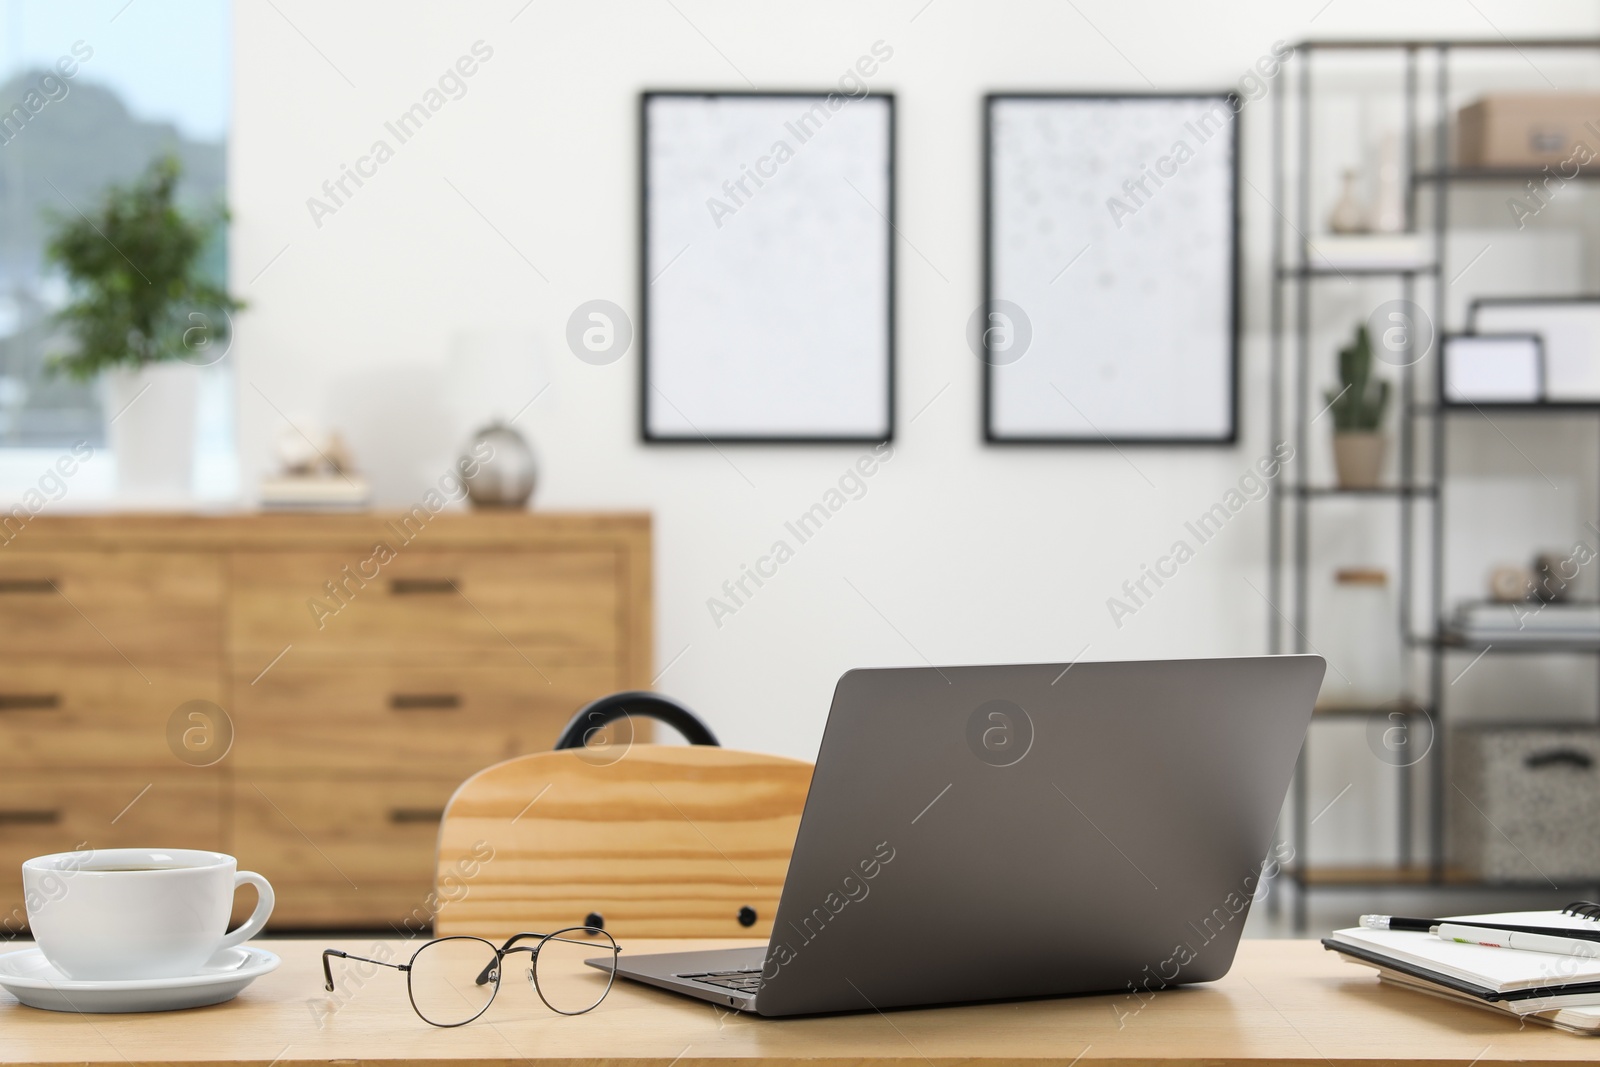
[43,155,245,381]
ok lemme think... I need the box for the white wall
[230,0,1600,780]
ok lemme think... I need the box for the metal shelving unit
[1268,38,1600,930]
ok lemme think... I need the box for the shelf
[1277,265,1437,279]
[1429,401,1600,415]
[1437,633,1600,653]
[1294,485,1438,498]
[1313,699,1429,719]
[1298,38,1600,52]
[1269,38,1600,927]
[1415,167,1600,184]
[1285,865,1587,890]
[1288,866,1458,887]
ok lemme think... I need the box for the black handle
[1526,747,1595,771]
[0,579,56,594]
[389,693,461,710]
[554,691,718,751]
[0,694,60,711]
[388,808,446,824]
[389,578,458,595]
[0,810,60,825]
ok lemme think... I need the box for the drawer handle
[390,578,458,596]
[0,693,60,711]
[0,578,56,594]
[390,693,461,710]
[388,808,445,824]
[1526,748,1594,771]
[0,810,60,825]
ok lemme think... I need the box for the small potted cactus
[1325,324,1390,489]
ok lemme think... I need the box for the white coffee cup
[22,848,275,981]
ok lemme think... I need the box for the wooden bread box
[0,512,650,930]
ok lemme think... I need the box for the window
[0,0,233,498]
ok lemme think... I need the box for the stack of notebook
[1325,908,1600,1034]
[1449,602,1600,645]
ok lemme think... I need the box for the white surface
[23,849,274,982]
[1443,334,1544,403]
[0,946,279,1014]
[644,94,891,439]
[988,95,1235,440]
[1306,233,1432,270]
[1472,301,1600,401]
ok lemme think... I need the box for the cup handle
[218,871,275,950]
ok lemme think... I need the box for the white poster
[643,93,893,441]
[987,95,1238,443]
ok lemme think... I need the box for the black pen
[1360,914,1600,942]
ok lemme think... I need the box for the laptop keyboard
[676,968,763,994]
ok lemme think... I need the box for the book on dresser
[0,512,651,930]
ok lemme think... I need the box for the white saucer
[0,946,280,1013]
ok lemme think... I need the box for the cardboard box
[1457,93,1600,168]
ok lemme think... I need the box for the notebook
[1324,909,1600,1009]
[1374,967,1600,1035]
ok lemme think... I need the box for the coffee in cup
[22,848,275,981]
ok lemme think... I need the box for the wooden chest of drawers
[0,512,650,931]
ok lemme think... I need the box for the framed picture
[984,93,1240,444]
[1470,297,1600,402]
[1441,333,1544,404]
[640,91,894,443]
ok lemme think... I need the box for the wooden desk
[0,938,1595,1065]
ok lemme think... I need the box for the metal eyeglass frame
[322,927,621,1028]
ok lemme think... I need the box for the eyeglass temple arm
[322,949,409,992]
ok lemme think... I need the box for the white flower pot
[103,364,200,500]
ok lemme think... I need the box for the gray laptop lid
[752,655,1323,1016]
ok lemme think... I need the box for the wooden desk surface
[0,938,1593,1065]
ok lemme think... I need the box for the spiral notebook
[1325,905,1600,1034]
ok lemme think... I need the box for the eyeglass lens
[408,936,501,1027]
[533,927,618,1015]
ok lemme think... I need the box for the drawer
[232,660,619,774]
[0,773,226,933]
[0,660,223,769]
[0,552,224,660]
[233,776,459,895]
[229,550,620,659]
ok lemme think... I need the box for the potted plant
[1325,323,1390,489]
[45,156,243,498]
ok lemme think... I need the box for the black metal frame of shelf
[1277,266,1441,279]
[1437,402,1600,413]
[1268,37,1600,930]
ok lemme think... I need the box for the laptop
[592,654,1324,1017]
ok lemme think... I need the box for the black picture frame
[982,92,1242,446]
[639,90,896,445]
[1468,296,1600,405]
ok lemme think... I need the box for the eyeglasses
[322,927,620,1027]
